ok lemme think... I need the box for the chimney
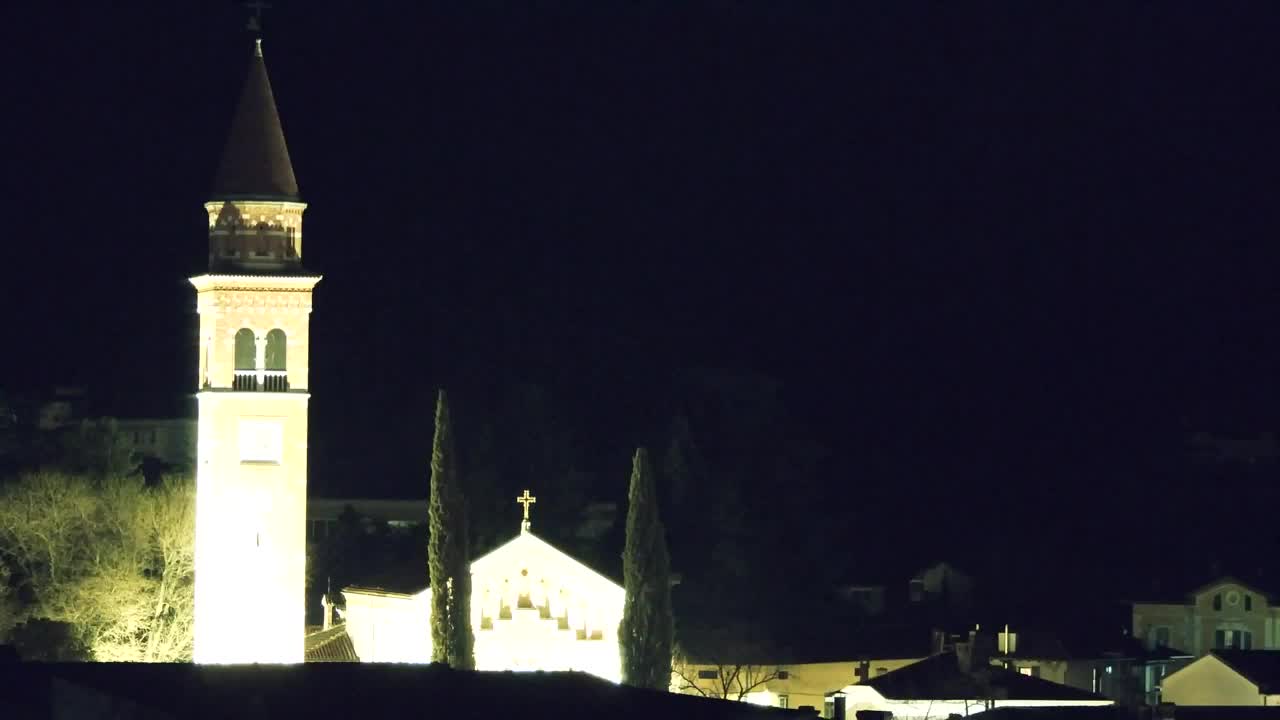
[957,627,992,674]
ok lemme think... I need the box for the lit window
[1019,667,1033,676]
[1214,629,1253,650]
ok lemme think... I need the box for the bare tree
[0,472,194,661]
[672,652,784,701]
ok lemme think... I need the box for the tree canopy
[0,471,194,661]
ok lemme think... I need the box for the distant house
[1133,577,1280,657]
[673,657,927,712]
[825,652,1112,720]
[306,498,429,542]
[115,418,196,469]
[672,618,935,711]
[974,625,1192,706]
[1161,650,1280,706]
[833,561,975,619]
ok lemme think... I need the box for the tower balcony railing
[233,370,290,392]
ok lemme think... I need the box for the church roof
[211,40,299,201]
[303,625,359,663]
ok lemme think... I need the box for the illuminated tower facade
[192,39,319,664]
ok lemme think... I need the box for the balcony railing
[233,370,289,392]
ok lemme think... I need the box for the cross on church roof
[516,490,536,534]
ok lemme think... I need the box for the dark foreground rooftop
[972,706,1280,720]
[6,660,813,720]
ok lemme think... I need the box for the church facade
[340,495,625,683]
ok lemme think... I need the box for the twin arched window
[234,328,288,371]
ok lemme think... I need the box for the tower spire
[211,40,297,201]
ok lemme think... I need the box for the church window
[265,329,287,370]
[1213,594,1222,611]
[234,329,256,370]
[1246,594,1253,611]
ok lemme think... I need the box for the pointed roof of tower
[211,39,299,201]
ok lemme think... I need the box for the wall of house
[1189,582,1270,653]
[673,658,925,711]
[1133,603,1195,653]
[341,589,431,663]
[1135,582,1280,657]
[1162,655,1262,706]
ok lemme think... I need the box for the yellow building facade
[192,40,320,664]
[673,657,926,711]
[1133,577,1280,657]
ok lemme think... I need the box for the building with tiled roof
[826,652,1112,720]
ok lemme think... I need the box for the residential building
[1133,577,1280,657]
[826,651,1112,720]
[673,657,926,712]
[976,625,1192,706]
[116,418,196,469]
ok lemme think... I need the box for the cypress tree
[619,447,675,689]
[428,389,475,669]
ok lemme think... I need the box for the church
[333,492,625,682]
[193,38,624,679]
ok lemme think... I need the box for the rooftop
[1211,650,1280,694]
[211,40,298,201]
[8,662,812,720]
[846,652,1107,702]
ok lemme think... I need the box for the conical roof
[211,40,299,200]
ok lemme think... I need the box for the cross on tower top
[245,0,272,35]
[516,490,537,534]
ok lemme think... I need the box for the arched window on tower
[265,329,288,392]
[234,329,256,391]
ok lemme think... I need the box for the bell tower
[191,38,320,664]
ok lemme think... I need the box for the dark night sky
[4,2,1280,599]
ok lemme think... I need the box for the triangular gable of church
[343,530,622,602]
[469,531,623,600]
